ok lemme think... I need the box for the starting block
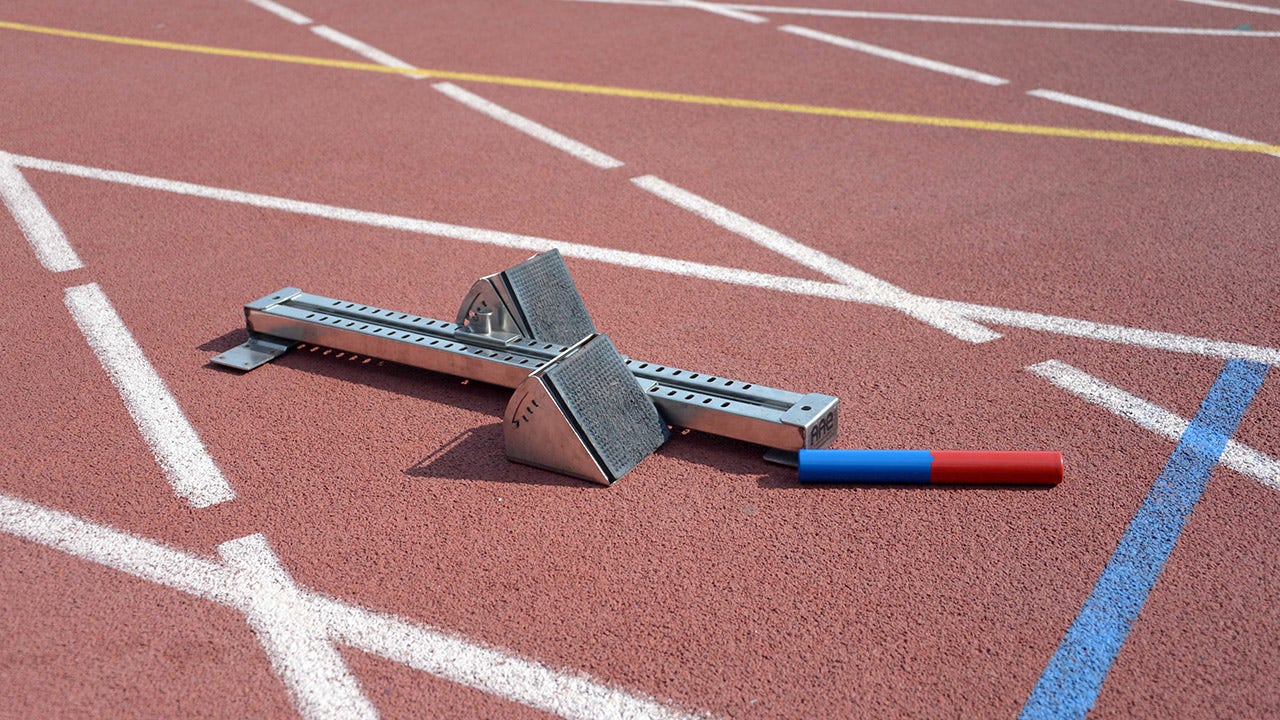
[214,250,839,484]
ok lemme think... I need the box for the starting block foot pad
[505,334,669,485]
[457,249,597,347]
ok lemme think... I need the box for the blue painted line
[1019,359,1269,720]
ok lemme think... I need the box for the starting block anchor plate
[211,335,295,371]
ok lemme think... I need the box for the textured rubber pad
[543,335,668,482]
[501,249,597,346]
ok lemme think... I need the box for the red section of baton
[930,451,1064,485]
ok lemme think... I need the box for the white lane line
[306,21,632,172]
[0,152,82,272]
[1027,89,1278,157]
[1175,0,1280,15]
[557,0,1280,35]
[318,598,705,720]
[294,21,629,169]
[306,12,638,172]
[0,493,710,720]
[668,0,767,23]
[432,82,625,169]
[308,25,626,167]
[1028,359,1280,490]
[944,300,1280,366]
[779,25,1009,86]
[218,535,378,720]
[0,493,235,600]
[63,283,236,508]
[631,175,999,342]
[310,25,426,77]
[14,154,1280,365]
[736,3,1280,34]
[245,0,312,25]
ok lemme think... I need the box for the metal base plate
[762,448,800,468]
[211,336,295,371]
[218,287,840,453]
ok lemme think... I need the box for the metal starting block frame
[213,258,839,484]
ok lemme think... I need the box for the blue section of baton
[798,449,932,483]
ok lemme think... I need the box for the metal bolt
[472,308,493,334]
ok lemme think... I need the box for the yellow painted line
[4,18,1280,155]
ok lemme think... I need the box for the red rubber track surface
[2,1,1278,718]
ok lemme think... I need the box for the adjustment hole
[801,405,812,411]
